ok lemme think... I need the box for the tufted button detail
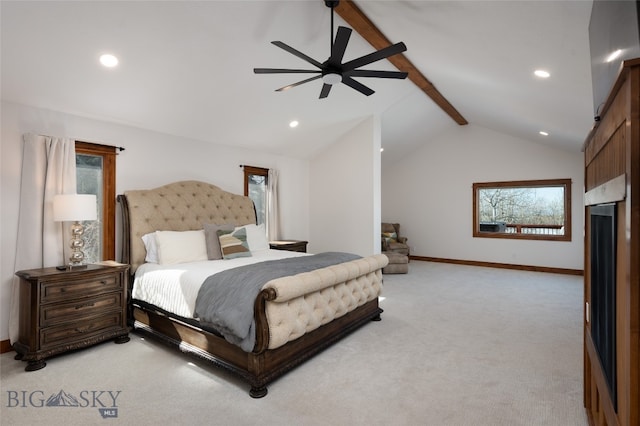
[123,181,261,272]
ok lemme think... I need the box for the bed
[117,180,388,397]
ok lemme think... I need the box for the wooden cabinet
[14,263,130,371]
[269,240,308,253]
[583,58,640,426]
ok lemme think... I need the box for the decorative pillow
[203,223,234,260]
[235,223,269,251]
[217,227,252,259]
[382,231,398,244]
[155,230,208,265]
[141,232,159,263]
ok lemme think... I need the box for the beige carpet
[1,261,588,425]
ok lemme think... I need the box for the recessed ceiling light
[534,69,550,78]
[539,131,549,136]
[606,49,622,63]
[99,54,119,68]
[289,120,299,128]
[380,147,384,153]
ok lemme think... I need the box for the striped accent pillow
[217,227,252,259]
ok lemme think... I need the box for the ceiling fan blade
[345,70,408,79]
[254,68,322,74]
[275,75,323,92]
[271,41,324,69]
[328,26,352,67]
[341,42,407,72]
[342,76,375,96]
[319,84,332,99]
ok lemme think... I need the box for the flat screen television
[589,0,640,117]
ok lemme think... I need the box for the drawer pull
[74,302,95,310]
[74,326,91,333]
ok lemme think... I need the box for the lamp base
[68,221,87,266]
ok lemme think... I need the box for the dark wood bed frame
[117,183,384,397]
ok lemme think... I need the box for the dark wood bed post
[116,195,131,267]
[116,194,135,327]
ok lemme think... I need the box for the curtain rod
[76,138,125,152]
[239,164,270,171]
[34,133,125,152]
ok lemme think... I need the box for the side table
[13,263,130,371]
[269,240,308,253]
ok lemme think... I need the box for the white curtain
[9,133,77,344]
[265,168,280,241]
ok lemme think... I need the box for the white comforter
[132,249,309,319]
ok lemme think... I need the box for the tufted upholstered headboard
[118,180,256,273]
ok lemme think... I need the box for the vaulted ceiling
[1,1,595,167]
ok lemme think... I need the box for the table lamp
[53,194,97,267]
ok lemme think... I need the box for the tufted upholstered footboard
[260,254,387,350]
[118,181,388,398]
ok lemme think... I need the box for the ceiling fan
[254,0,408,99]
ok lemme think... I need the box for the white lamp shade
[53,194,97,222]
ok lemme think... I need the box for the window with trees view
[472,178,571,241]
[243,165,268,225]
[75,142,117,261]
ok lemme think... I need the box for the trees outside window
[473,178,571,241]
[243,166,268,225]
[75,142,117,261]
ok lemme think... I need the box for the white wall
[309,116,381,256]
[382,123,584,270]
[1,102,584,343]
[0,101,310,342]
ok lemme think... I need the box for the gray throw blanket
[194,252,361,352]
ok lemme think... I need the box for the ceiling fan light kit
[254,0,408,99]
[322,73,342,85]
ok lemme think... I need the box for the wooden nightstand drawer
[40,312,123,349]
[15,263,130,371]
[41,274,120,304]
[40,292,122,327]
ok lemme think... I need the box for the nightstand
[14,263,130,371]
[269,240,308,253]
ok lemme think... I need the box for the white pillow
[155,230,208,265]
[235,223,270,251]
[141,232,159,263]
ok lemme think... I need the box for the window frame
[243,165,269,197]
[243,165,269,225]
[75,141,117,260]
[472,178,572,242]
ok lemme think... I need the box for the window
[472,178,571,241]
[75,142,117,261]
[243,165,268,225]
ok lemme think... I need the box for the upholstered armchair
[381,222,410,257]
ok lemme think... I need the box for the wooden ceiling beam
[335,0,468,125]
